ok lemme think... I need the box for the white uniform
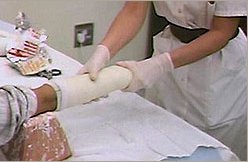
[145,1,247,160]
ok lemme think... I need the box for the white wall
[0,0,150,64]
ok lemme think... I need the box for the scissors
[37,69,62,80]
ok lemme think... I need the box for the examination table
[0,20,239,161]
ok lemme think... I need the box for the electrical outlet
[74,23,94,47]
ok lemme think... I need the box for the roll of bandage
[48,65,132,110]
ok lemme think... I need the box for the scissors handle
[51,69,62,76]
[36,69,62,79]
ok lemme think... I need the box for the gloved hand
[78,44,110,80]
[116,52,174,92]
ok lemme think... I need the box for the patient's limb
[0,85,38,146]
[1,85,72,161]
[0,84,56,146]
[0,65,131,146]
[47,65,132,110]
[32,65,132,112]
[32,84,57,115]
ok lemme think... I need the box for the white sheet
[0,20,239,161]
[54,91,238,161]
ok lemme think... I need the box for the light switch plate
[74,23,94,47]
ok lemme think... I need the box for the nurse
[78,1,247,160]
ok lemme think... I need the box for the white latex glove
[78,44,110,80]
[116,52,174,92]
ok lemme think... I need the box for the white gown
[145,1,247,160]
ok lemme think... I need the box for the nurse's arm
[101,1,150,58]
[170,16,241,68]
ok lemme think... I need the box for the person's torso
[153,1,247,29]
[148,1,248,128]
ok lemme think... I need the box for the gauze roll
[47,65,132,110]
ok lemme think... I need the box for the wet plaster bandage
[48,65,132,110]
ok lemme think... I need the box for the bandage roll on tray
[48,65,132,110]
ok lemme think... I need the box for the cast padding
[48,65,132,110]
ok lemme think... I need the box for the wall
[0,0,150,64]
